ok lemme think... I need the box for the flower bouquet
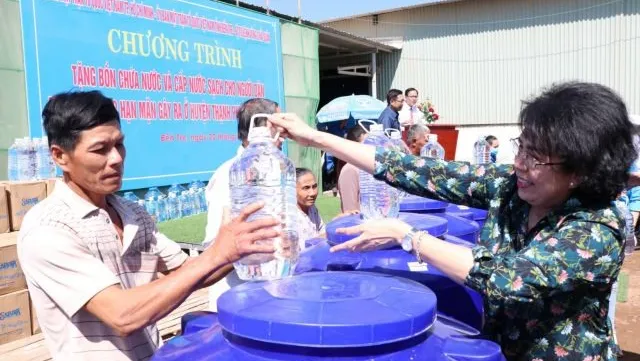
[418,99,439,124]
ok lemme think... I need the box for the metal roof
[215,0,397,53]
[319,0,462,24]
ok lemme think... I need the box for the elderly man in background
[406,124,430,157]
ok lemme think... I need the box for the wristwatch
[400,228,426,263]
[400,227,419,252]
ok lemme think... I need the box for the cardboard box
[3,182,47,231]
[0,185,9,234]
[30,298,40,335]
[0,232,26,296]
[0,290,31,345]
[45,178,59,197]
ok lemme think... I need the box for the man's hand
[206,202,279,265]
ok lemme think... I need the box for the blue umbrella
[316,94,387,124]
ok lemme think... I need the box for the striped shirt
[18,181,188,361]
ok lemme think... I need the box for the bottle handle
[250,113,280,142]
[358,119,376,133]
[385,128,400,138]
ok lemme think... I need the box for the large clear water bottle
[420,134,445,160]
[7,139,19,181]
[359,120,401,220]
[474,136,491,164]
[229,113,298,281]
[123,191,140,205]
[385,128,410,154]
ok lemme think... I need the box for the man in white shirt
[203,98,280,311]
[398,87,425,128]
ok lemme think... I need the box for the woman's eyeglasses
[511,138,565,169]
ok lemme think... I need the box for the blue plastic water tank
[446,204,489,231]
[399,195,448,213]
[326,213,448,248]
[295,238,484,330]
[151,273,504,361]
[398,196,481,243]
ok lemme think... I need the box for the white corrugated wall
[324,0,640,127]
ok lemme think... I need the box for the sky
[241,0,432,22]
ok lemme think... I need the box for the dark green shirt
[374,149,623,360]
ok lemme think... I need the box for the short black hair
[519,81,637,205]
[386,89,403,105]
[295,167,313,179]
[237,98,279,142]
[405,88,418,97]
[42,90,120,150]
[485,135,498,143]
[346,125,367,142]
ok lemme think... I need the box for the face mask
[490,148,499,156]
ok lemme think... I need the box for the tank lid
[217,272,437,348]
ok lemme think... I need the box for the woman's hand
[267,113,319,147]
[330,218,412,253]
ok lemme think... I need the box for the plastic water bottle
[359,120,401,220]
[385,128,409,154]
[35,138,50,180]
[229,113,299,281]
[42,136,57,178]
[166,185,181,220]
[420,134,445,160]
[123,191,142,207]
[179,189,192,217]
[7,140,19,181]
[144,188,159,221]
[17,138,34,181]
[198,181,209,213]
[156,191,168,222]
[474,136,491,164]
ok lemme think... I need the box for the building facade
[323,0,640,162]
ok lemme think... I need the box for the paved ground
[618,253,640,360]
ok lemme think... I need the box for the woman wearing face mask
[486,135,500,163]
[268,82,636,361]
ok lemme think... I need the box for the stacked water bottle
[7,137,57,181]
[122,181,207,222]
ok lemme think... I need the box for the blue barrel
[295,239,484,330]
[326,213,448,248]
[398,196,481,243]
[435,213,480,244]
[152,273,504,361]
[399,195,448,213]
[446,204,489,231]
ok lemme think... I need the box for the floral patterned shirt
[373,149,625,361]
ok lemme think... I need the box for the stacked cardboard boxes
[0,179,57,345]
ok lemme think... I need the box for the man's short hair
[42,90,120,150]
[407,124,429,143]
[405,88,418,97]
[237,98,279,142]
[386,89,403,105]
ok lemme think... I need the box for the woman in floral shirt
[268,82,636,360]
